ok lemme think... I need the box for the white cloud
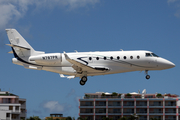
[175,9,180,17]
[0,0,100,31]
[167,0,180,18]
[42,101,72,113]
[167,0,178,4]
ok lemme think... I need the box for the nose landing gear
[80,76,87,86]
[145,70,150,79]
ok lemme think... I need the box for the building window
[9,106,13,110]
[6,113,10,117]
[3,98,11,103]
[15,106,19,110]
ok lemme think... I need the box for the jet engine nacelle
[29,53,62,65]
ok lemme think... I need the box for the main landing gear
[80,76,87,86]
[145,70,150,79]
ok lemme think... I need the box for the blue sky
[0,0,180,119]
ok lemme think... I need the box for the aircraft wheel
[146,75,150,79]
[81,76,87,82]
[80,80,85,86]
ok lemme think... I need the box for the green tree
[112,92,118,96]
[77,117,87,120]
[156,93,162,98]
[27,116,41,120]
[66,116,72,120]
[46,117,53,120]
[85,94,90,98]
[126,93,132,98]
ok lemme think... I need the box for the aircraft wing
[64,52,109,73]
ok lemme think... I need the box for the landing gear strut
[145,70,150,79]
[80,76,87,86]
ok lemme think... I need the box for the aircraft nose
[157,58,175,69]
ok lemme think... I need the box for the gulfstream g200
[6,29,175,85]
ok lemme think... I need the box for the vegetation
[84,94,90,98]
[126,93,132,98]
[77,117,87,120]
[27,116,41,120]
[156,93,163,98]
[112,92,118,96]
[102,93,106,96]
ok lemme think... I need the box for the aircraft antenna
[120,49,123,51]
[74,50,78,53]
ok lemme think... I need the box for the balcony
[136,103,147,106]
[123,104,134,106]
[149,111,163,113]
[136,111,147,113]
[80,104,94,106]
[96,104,106,106]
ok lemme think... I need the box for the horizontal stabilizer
[6,44,30,50]
[23,64,42,70]
[8,51,13,54]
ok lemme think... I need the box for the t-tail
[6,29,45,69]
[6,29,44,58]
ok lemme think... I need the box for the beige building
[0,91,26,120]
[79,91,179,120]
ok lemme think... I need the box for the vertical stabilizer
[6,29,44,58]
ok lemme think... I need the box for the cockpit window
[151,53,159,57]
[146,53,152,57]
[146,53,159,57]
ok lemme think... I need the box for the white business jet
[6,29,175,85]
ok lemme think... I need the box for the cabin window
[137,56,140,59]
[117,56,120,60]
[96,57,99,60]
[124,56,126,59]
[130,56,133,59]
[104,57,107,60]
[110,56,113,60]
[89,57,92,60]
